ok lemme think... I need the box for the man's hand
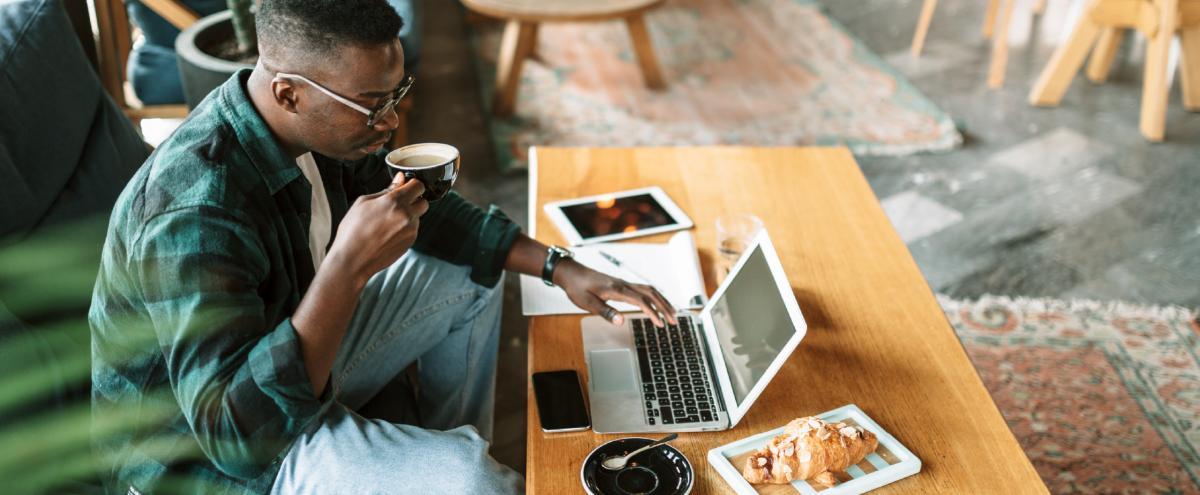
[292,174,428,397]
[552,259,678,328]
[327,174,429,285]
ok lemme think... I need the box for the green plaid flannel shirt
[89,70,520,494]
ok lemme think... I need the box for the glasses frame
[276,72,415,127]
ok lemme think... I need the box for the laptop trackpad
[589,349,639,394]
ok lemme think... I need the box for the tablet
[544,186,694,245]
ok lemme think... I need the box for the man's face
[294,39,407,161]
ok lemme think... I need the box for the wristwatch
[542,245,574,286]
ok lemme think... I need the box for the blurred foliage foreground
[0,216,111,493]
[0,215,189,493]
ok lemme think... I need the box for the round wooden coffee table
[461,0,667,117]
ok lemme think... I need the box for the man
[89,0,676,493]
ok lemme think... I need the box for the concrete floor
[405,0,1200,474]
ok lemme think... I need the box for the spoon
[602,433,679,471]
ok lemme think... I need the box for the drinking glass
[716,213,763,276]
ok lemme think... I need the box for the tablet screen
[559,193,677,240]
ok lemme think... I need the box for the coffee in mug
[385,143,460,202]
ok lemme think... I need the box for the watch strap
[542,246,569,286]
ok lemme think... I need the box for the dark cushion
[0,0,147,239]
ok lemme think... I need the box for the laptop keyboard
[632,315,720,425]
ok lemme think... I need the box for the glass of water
[716,213,764,276]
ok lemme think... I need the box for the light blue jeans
[271,252,524,494]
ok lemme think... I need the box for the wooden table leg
[911,0,938,56]
[983,0,1000,38]
[494,20,538,117]
[625,14,666,89]
[989,0,1017,88]
[1139,0,1177,141]
[1087,27,1125,82]
[1029,0,1104,105]
[1180,27,1200,111]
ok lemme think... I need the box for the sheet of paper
[520,231,707,316]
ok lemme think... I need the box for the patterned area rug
[942,295,1200,493]
[470,0,962,172]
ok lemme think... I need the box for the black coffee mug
[385,143,460,202]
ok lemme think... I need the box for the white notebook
[520,231,707,316]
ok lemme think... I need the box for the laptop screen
[707,243,798,405]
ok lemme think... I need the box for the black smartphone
[531,370,590,432]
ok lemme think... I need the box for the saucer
[581,437,694,495]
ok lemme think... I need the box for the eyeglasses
[276,72,415,127]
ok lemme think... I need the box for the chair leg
[528,26,541,62]
[1180,28,1200,111]
[1086,27,1125,83]
[1139,0,1177,141]
[389,110,409,149]
[626,14,666,89]
[912,0,938,57]
[493,20,538,117]
[1029,0,1104,106]
[983,0,1000,39]
[988,0,1017,88]
[388,98,414,149]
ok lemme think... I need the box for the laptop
[581,230,807,433]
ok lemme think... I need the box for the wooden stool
[1029,0,1200,141]
[461,0,667,117]
[911,0,1049,89]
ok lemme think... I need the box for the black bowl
[580,437,693,495]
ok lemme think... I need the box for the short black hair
[256,0,403,64]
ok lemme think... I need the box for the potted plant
[175,0,257,109]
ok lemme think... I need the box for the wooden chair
[912,0,1049,88]
[1029,0,1200,141]
[91,0,200,124]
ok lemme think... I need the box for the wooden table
[460,0,666,117]
[524,147,1047,494]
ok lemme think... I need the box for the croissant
[741,417,878,487]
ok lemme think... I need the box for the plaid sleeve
[348,151,393,197]
[412,191,521,288]
[133,204,329,480]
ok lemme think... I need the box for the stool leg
[988,0,1017,88]
[1139,0,1176,141]
[1029,0,1103,106]
[626,14,666,89]
[983,0,1000,39]
[1180,28,1200,111]
[1086,27,1125,83]
[494,20,538,117]
[912,0,938,57]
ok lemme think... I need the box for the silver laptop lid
[698,230,807,427]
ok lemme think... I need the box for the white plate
[707,404,921,495]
